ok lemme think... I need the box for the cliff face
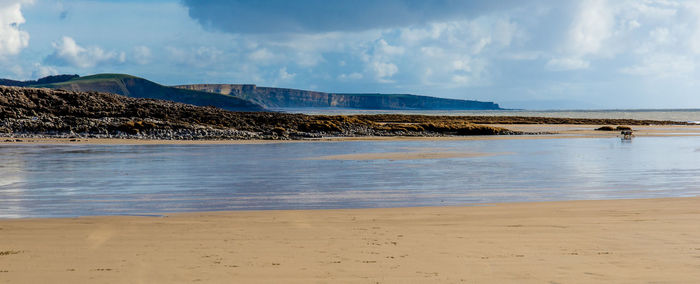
[176,84,501,110]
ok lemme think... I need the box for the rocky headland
[0,86,686,141]
[13,73,500,111]
[0,86,513,140]
[175,84,502,110]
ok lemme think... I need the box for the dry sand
[492,123,700,137]
[1,197,700,283]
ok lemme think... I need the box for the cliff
[175,84,501,110]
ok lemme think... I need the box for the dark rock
[0,86,520,140]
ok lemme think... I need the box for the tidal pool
[1,136,700,217]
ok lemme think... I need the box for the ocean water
[275,108,700,123]
[2,136,700,218]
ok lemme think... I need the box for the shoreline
[1,197,699,282]
[1,195,693,220]
[3,124,700,144]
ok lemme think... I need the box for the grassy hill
[31,74,265,112]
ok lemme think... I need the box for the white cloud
[546,57,590,71]
[31,63,57,78]
[8,63,22,76]
[420,46,443,57]
[166,46,222,68]
[452,59,472,72]
[370,61,398,82]
[361,39,404,82]
[544,0,615,72]
[45,36,124,68]
[451,74,470,84]
[337,72,363,81]
[294,51,324,67]
[470,37,492,55]
[649,27,671,44]
[399,24,442,43]
[623,19,641,31]
[277,67,295,81]
[382,17,515,87]
[132,46,151,64]
[376,39,404,56]
[15,0,700,108]
[503,51,542,60]
[249,48,275,62]
[0,1,31,58]
[567,0,614,56]
[546,0,694,73]
[630,0,678,19]
[620,54,694,77]
[399,17,518,55]
[490,19,519,47]
[352,17,512,85]
[685,2,700,54]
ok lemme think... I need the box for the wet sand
[1,197,700,283]
[307,151,503,160]
[2,124,700,145]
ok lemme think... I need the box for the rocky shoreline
[0,86,685,141]
[0,86,516,140]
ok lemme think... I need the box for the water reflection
[1,137,700,218]
[0,152,29,217]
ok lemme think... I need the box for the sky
[1,0,700,109]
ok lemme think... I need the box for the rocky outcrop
[0,86,514,140]
[176,84,502,110]
[3,86,685,141]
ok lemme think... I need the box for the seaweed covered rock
[0,86,514,140]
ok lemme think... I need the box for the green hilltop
[30,74,265,112]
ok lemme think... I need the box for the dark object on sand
[621,130,634,140]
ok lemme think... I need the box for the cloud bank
[0,0,31,58]
[182,0,522,34]
[6,0,700,108]
[44,36,125,68]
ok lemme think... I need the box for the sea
[2,109,700,218]
[274,108,700,123]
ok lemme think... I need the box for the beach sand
[2,124,700,145]
[1,197,699,283]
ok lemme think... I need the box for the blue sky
[1,0,700,109]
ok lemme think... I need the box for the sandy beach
[6,1,700,283]
[2,124,700,283]
[1,197,699,283]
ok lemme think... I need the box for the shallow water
[275,108,700,122]
[2,136,700,218]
